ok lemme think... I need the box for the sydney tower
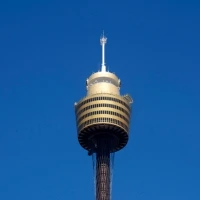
[74,34,133,200]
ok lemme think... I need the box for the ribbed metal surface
[75,93,131,152]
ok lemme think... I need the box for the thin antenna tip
[100,37,107,45]
[100,31,107,44]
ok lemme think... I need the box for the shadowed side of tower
[74,35,133,200]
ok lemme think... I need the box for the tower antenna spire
[100,32,107,72]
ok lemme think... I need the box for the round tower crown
[86,71,120,95]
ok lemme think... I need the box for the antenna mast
[100,32,107,72]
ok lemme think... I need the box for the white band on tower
[100,34,107,72]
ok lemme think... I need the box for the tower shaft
[96,138,111,200]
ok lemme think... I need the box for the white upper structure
[86,35,121,96]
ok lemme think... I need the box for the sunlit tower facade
[74,35,133,200]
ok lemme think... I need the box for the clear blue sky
[0,0,200,199]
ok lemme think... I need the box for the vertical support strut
[96,138,110,200]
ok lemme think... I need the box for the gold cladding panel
[76,101,130,120]
[76,108,130,124]
[75,93,131,112]
[77,115,129,128]
[87,82,119,96]
[76,99,131,116]
[75,94,132,134]
[77,117,129,133]
[88,72,119,83]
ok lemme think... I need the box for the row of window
[78,117,128,132]
[77,110,129,124]
[75,96,130,111]
[76,103,130,117]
